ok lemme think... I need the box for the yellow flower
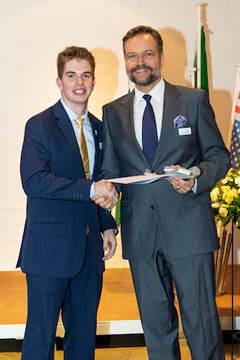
[221,185,231,200]
[235,177,240,186]
[222,176,233,184]
[210,187,219,202]
[221,185,230,191]
[219,207,228,218]
[211,167,240,226]
[225,189,238,204]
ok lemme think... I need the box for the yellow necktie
[75,117,90,179]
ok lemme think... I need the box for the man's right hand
[92,180,118,209]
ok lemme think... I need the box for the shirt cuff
[90,182,95,198]
[192,179,197,193]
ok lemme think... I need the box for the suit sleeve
[195,91,230,194]
[100,106,121,192]
[92,118,118,233]
[98,207,117,233]
[20,115,93,201]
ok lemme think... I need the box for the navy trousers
[21,240,102,360]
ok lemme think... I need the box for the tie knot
[143,94,152,103]
[75,117,84,127]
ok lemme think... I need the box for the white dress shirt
[133,78,165,148]
[60,99,95,179]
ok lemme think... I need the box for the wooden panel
[0,266,239,325]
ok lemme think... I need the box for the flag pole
[189,67,197,88]
[227,62,240,148]
[196,2,203,88]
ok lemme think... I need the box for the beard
[128,65,161,87]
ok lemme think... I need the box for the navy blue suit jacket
[17,100,116,277]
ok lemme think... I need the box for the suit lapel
[120,91,150,169]
[153,81,182,168]
[54,100,85,175]
[88,112,100,180]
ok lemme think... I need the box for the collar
[60,98,88,122]
[134,78,165,104]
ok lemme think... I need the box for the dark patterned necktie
[142,94,158,166]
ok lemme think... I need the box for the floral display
[210,168,240,227]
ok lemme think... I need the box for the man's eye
[82,73,91,80]
[127,54,137,61]
[67,74,75,79]
[145,52,153,57]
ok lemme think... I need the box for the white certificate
[108,171,193,185]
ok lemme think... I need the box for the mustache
[131,65,153,73]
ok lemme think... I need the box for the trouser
[21,240,102,360]
[129,249,225,360]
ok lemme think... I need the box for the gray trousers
[129,249,225,360]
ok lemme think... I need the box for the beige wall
[1,0,240,270]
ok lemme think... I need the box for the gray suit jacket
[101,81,230,260]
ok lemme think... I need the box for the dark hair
[57,46,95,79]
[122,25,163,54]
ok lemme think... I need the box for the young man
[99,26,230,359]
[17,46,118,360]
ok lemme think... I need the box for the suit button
[83,222,87,227]
[150,205,155,210]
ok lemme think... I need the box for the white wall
[1,0,240,270]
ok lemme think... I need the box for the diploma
[107,167,194,185]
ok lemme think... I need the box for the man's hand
[167,165,195,193]
[92,180,118,209]
[102,229,117,260]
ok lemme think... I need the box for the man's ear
[160,51,164,67]
[56,77,63,91]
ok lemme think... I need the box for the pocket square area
[173,115,188,128]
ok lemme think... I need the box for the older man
[99,26,230,359]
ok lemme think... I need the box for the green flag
[115,192,122,227]
[194,25,209,95]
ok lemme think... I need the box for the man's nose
[136,54,144,65]
[76,75,84,85]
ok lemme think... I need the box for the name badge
[99,142,103,149]
[178,127,192,136]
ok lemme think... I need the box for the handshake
[92,180,119,210]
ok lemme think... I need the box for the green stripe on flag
[194,25,209,95]
[115,192,122,227]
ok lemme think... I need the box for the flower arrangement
[210,168,240,227]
